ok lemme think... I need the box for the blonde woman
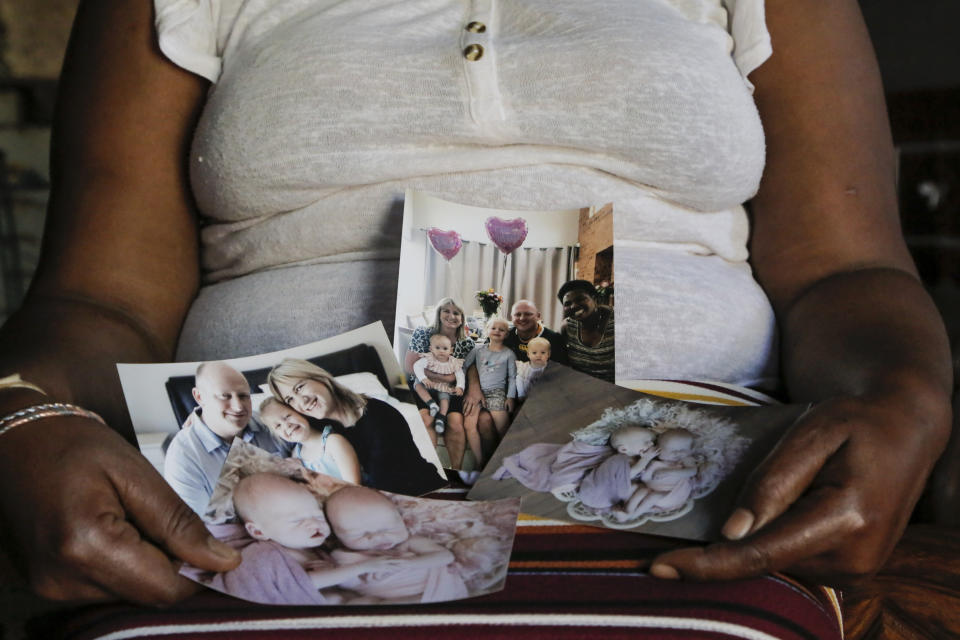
[267,358,444,496]
[404,298,476,468]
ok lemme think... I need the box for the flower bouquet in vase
[476,288,504,323]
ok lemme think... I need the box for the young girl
[259,397,362,484]
[462,318,517,467]
[411,333,465,434]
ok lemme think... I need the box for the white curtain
[423,235,577,331]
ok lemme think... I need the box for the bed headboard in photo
[163,343,392,428]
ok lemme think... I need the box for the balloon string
[498,255,509,303]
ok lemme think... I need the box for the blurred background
[1,0,958,343]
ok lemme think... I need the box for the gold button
[466,21,486,33]
[463,44,484,61]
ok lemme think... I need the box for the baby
[230,472,399,604]
[412,333,465,434]
[620,427,699,519]
[324,485,468,603]
[515,336,551,399]
[576,424,661,513]
[462,317,517,467]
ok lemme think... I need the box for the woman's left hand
[649,387,949,584]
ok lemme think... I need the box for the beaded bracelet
[0,403,107,439]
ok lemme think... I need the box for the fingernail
[650,563,680,580]
[722,508,755,540]
[207,536,239,561]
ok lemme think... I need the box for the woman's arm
[651,0,951,584]
[404,348,424,375]
[327,433,362,484]
[0,0,240,603]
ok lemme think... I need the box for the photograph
[181,440,521,606]
[117,323,447,518]
[394,190,615,474]
[467,364,809,541]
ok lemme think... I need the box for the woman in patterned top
[404,298,475,468]
[558,280,615,383]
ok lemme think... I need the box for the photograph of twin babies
[183,440,519,606]
[118,322,520,606]
[468,364,809,541]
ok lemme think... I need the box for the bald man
[164,361,287,515]
[502,300,567,364]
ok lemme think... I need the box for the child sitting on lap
[411,333,465,434]
[259,397,361,484]
[515,336,551,399]
[324,485,468,604]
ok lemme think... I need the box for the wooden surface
[843,524,960,640]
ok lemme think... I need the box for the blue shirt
[164,410,288,515]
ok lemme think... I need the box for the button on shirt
[164,410,287,515]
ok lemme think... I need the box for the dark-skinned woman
[558,280,615,383]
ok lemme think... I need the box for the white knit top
[156,0,779,389]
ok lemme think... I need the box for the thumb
[109,454,240,572]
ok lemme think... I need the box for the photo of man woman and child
[117,324,447,518]
[181,440,520,606]
[395,191,615,476]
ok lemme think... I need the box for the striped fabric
[52,524,842,640]
[46,381,842,640]
[564,311,615,382]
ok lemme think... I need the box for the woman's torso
[163,0,779,389]
[564,310,616,382]
[339,397,444,495]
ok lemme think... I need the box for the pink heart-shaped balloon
[484,216,528,255]
[427,227,463,261]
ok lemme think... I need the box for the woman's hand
[0,416,241,604]
[656,0,955,586]
[462,365,486,416]
[650,386,949,584]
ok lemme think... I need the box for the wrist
[0,387,50,419]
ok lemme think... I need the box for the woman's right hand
[0,416,241,604]
[0,0,228,605]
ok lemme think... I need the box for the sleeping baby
[324,485,469,603]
